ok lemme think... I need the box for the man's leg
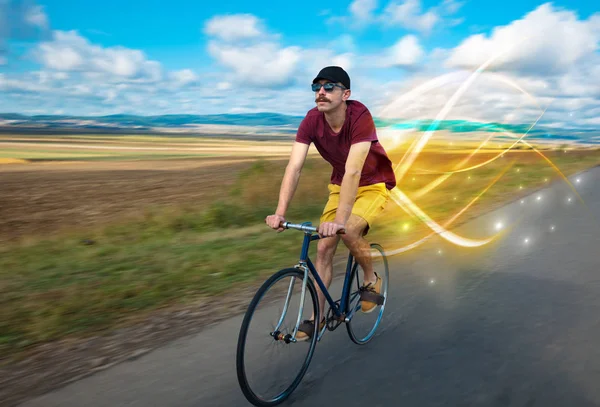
[340,214,376,284]
[313,235,340,320]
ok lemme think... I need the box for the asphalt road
[21,166,600,407]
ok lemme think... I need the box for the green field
[1,136,599,360]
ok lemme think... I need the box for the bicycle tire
[236,268,320,406]
[346,243,389,345]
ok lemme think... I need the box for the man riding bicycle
[266,66,396,341]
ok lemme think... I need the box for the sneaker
[360,273,384,313]
[295,318,326,342]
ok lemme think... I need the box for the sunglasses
[311,82,346,92]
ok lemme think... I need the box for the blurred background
[1,1,599,406]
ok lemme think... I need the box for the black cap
[312,66,350,89]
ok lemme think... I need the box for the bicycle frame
[299,232,357,319]
[270,222,364,342]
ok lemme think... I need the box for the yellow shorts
[320,182,390,231]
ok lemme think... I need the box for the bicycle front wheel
[346,243,389,345]
[236,268,320,406]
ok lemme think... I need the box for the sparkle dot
[524,237,530,244]
[468,176,471,180]
[544,178,548,182]
[536,195,542,201]
[517,168,520,173]
[519,185,523,190]
[576,178,581,184]
[495,222,504,231]
[550,225,555,231]
[402,223,410,231]
[437,249,443,255]
[429,278,436,285]
[520,199,525,204]
[568,197,572,202]
[412,177,416,181]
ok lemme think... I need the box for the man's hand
[266,214,286,232]
[318,222,345,237]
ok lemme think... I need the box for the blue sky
[0,0,599,128]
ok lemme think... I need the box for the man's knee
[317,237,338,261]
[340,215,368,246]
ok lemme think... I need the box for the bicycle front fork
[270,263,311,343]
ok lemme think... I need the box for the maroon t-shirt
[295,100,396,190]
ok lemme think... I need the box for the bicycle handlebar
[279,221,345,235]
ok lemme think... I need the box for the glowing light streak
[517,139,587,207]
[388,52,508,184]
[389,188,495,248]
[371,38,595,255]
[411,107,548,175]
[385,160,513,256]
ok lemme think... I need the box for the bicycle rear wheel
[346,243,389,345]
[236,268,320,406]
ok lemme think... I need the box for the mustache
[315,97,330,103]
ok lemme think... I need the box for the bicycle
[236,221,390,406]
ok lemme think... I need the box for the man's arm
[334,141,371,226]
[266,142,310,230]
[276,142,310,216]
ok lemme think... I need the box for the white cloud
[380,0,466,33]
[441,0,463,15]
[204,13,304,87]
[446,3,600,75]
[383,0,440,34]
[421,3,600,131]
[303,36,357,75]
[217,81,232,90]
[94,49,158,78]
[25,5,48,29]
[332,53,354,71]
[382,35,424,67]
[372,66,600,131]
[37,30,163,82]
[208,41,301,86]
[303,49,355,78]
[556,62,600,98]
[170,69,199,87]
[204,14,263,41]
[0,72,51,93]
[35,70,69,85]
[333,0,461,32]
[39,41,83,70]
[350,0,378,23]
